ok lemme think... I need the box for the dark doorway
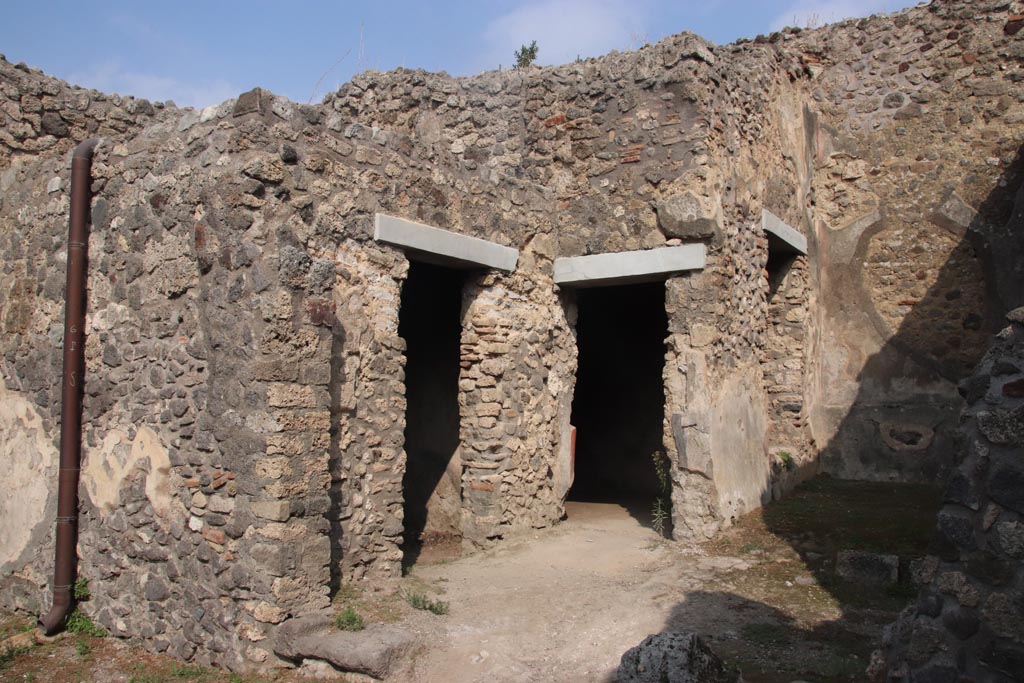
[568,282,669,515]
[399,261,464,568]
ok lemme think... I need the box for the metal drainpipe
[40,137,100,635]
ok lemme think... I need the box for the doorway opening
[568,281,669,528]
[399,260,464,569]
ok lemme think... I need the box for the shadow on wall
[814,146,1024,483]
[609,145,1024,681]
[327,309,348,597]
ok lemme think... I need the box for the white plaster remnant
[82,426,175,522]
[0,378,57,569]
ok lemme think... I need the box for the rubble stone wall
[793,0,1024,482]
[0,55,171,168]
[871,308,1024,682]
[0,0,1021,671]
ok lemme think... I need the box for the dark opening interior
[399,260,464,566]
[766,243,797,302]
[568,282,669,513]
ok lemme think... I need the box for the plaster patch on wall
[0,378,57,570]
[82,426,175,522]
[710,368,770,523]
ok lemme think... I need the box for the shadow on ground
[606,144,1023,681]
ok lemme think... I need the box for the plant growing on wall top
[515,41,539,68]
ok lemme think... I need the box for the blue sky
[1,0,920,108]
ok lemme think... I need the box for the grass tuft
[66,609,107,638]
[334,607,365,632]
[0,643,30,670]
[403,590,449,615]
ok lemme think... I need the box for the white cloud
[769,0,912,31]
[68,61,241,109]
[479,0,651,72]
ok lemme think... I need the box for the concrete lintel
[762,209,807,255]
[373,213,519,272]
[553,244,706,287]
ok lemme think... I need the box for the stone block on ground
[835,550,899,588]
[273,614,415,679]
[617,631,742,683]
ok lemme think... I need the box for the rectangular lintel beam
[762,209,808,255]
[374,213,519,272]
[553,244,706,287]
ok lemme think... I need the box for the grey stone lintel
[553,244,706,288]
[762,209,807,255]
[373,213,519,271]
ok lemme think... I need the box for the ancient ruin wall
[0,38,800,666]
[871,308,1024,682]
[1,0,1020,670]
[0,55,172,169]
[793,0,1024,482]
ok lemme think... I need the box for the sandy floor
[392,502,749,683]
[1,478,936,683]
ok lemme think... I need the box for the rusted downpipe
[40,137,100,635]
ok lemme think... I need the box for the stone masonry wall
[793,0,1024,482]
[1,0,1021,670]
[871,308,1024,682]
[332,239,408,581]
[763,254,814,497]
[0,54,170,168]
[458,270,576,543]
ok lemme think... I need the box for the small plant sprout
[778,451,796,471]
[65,609,107,638]
[514,40,539,68]
[334,606,365,631]
[403,590,449,615]
[72,577,90,601]
[650,450,672,536]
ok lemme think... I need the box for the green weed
[334,607,365,632]
[403,590,449,615]
[778,451,796,471]
[73,577,91,601]
[170,663,208,678]
[65,609,107,638]
[0,643,30,670]
[514,41,539,68]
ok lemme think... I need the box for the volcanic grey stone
[977,406,1024,446]
[617,632,741,683]
[274,614,415,679]
[657,192,721,241]
[836,550,899,587]
[936,507,977,551]
[40,112,68,137]
[988,460,1024,514]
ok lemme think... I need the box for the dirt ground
[0,476,940,683]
